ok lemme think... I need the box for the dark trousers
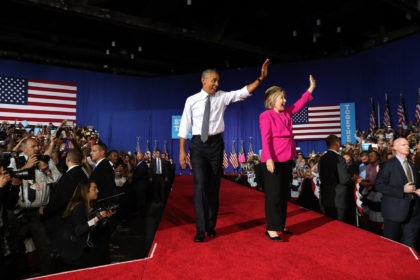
[17,209,52,274]
[262,161,292,231]
[383,201,420,247]
[152,175,166,203]
[190,134,224,234]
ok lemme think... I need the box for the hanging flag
[223,150,229,169]
[416,89,420,124]
[163,141,168,154]
[247,137,254,160]
[397,94,406,127]
[238,140,246,163]
[383,93,391,128]
[292,104,341,140]
[369,98,376,132]
[229,141,239,169]
[135,136,141,153]
[0,76,77,126]
[145,139,151,160]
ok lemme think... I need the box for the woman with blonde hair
[259,75,316,241]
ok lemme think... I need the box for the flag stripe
[0,77,77,125]
[28,92,77,100]
[28,97,76,105]
[294,133,341,140]
[0,104,76,112]
[292,104,341,140]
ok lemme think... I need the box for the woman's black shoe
[265,231,282,241]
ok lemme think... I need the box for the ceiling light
[138,46,143,52]
[130,54,135,59]
[111,41,116,47]
[105,49,110,55]
[187,0,192,5]
[316,18,321,26]
[292,30,297,37]
[336,26,341,33]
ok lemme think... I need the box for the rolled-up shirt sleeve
[178,99,192,139]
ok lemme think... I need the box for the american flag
[229,142,239,169]
[0,76,76,125]
[247,140,254,160]
[416,90,420,124]
[223,150,229,169]
[238,141,246,163]
[383,93,391,128]
[292,104,341,140]
[397,94,406,126]
[369,97,376,132]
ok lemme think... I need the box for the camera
[36,154,50,164]
[0,152,35,180]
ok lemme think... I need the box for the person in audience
[41,148,89,238]
[149,149,168,204]
[51,180,113,272]
[9,137,61,275]
[131,151,150,216]
[376,137,420,247]
[358,150,383,233]
[178,59,270,242]
[358,151,369,179]
[89,142,116,264]
[319,134,355,224]
[259,74,316,241]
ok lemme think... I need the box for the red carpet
[31,175,420,280]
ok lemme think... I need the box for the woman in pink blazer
[259,75,316,241]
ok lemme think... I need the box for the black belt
[192,133,222,142]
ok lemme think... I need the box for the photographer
[8,137,61,275]
[51,179,114,272]
[0,167,21,279]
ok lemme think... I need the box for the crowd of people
[0,121,175,278]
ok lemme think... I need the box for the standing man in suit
[131,151,150,216]
[41,148,88,238]
[178,59,270,242]
[376,137,420,247]
[89,142,116,264]
[319,134,355,224]
[149,149,168,204]
[90,142,116,199]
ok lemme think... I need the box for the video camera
[0,151,35,180]
[90,192,125,224]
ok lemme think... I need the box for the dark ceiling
[1,0,420,77]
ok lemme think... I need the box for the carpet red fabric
[31,175,420,280]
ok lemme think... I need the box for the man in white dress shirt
[178,59,270,242]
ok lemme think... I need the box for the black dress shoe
[282,229,293,235]
[194,233,205,242]
[207,229,216,237]
[265,231,282,241]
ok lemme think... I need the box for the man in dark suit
[319,134,355,224]
[149,149,168,204]
[89,142,116,264]
[41,148,88,237]
[90,142,116,199]
[131,151,150,216]
[376,137,420,247]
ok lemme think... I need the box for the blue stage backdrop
[0,33,419,173]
